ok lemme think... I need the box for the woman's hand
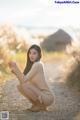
[8,61,18,74]
[9,61,24,84]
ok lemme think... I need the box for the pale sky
[0,0,80,27]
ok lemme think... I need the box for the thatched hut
[41,29,72,52]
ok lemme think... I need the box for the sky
[0,0,80,28]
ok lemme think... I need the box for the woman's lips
[30,58,34,60]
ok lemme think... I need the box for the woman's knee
[17,84,33,98]
[21,81,31,89]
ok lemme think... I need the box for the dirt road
[0,61,80,120]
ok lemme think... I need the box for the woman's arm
[9,62,25,84]
[23,62,40,81]
[9,61,40,83]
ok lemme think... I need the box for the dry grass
[42,50,67,63]
[0,50,67,84]
[63,44,80,91]
[0,24,69,85]
[0,24,29,85]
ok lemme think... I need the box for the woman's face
[29,48,39,62]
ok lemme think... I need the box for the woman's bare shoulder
[33,61,43,67]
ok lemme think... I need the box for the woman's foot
[25,104,47,112]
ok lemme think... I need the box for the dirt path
[0,61,80,120]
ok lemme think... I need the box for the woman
[8,44,54,112]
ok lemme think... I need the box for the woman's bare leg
[17,82,42,103]
[25,82,42,101]
[17,82,47,111]
[17,84,36,104]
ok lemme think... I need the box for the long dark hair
[23,44,42,75]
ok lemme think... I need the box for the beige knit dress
[15,61,54,106]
